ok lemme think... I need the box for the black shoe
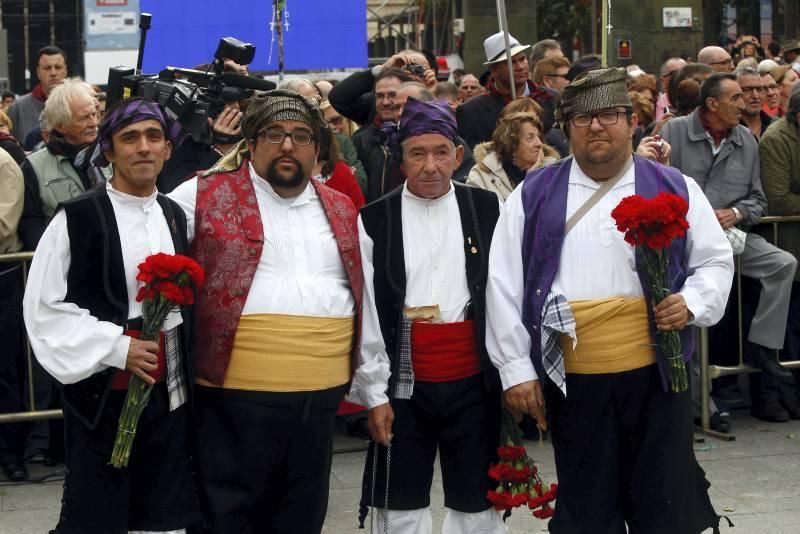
[25,449,47,464]
[781,399,800,420]
[747,344,793,380]
[695,412,731,433]
[43,452,64,467]
[1,457,29,482]
[752,401,790,423]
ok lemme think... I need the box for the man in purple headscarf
[23,97,201,534]
[350,97,506,533]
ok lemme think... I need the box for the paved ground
[2,409,800,534]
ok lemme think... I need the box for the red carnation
[610,192,690,393]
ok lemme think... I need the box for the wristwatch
[731,206,743,222]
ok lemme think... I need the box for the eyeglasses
[708,58,734,67]
[260,128,315,146]
[739,85,765,94]
[569,110,630,128]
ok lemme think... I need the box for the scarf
[488,78,553,106]
[47,131,93,190]
[31,84,47,102]
[501,159,526,188]
[698,108,731,146]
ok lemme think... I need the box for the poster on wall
[663,7,692,28]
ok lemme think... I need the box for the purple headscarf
[398,97,459,144]
[90,98,185,167]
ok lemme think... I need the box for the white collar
[106,180,158,209]
[569,156,634,190]
[248,161,316,207]
[401,181,455,206]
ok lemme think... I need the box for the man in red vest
[169,89,367,534]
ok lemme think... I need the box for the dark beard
[266,157,306,189]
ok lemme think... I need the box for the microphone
[220,72,277,92]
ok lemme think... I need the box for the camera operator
[155,63,252,194]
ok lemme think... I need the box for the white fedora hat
[483,31,531,65]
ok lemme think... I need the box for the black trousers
[0,265,27,462]
[194,384,346,534]
[360,374,501,513]
[545,364,720,534]
[55,384,201,533]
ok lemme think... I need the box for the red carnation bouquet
[610,192,690,393]
[487,410,557,520]
[110,253,205,468]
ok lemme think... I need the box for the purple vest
[520,155,693,391]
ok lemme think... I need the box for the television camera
[106,14,276,145]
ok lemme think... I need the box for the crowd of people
[0,27,799,534]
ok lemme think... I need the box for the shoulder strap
[564,157,633,235]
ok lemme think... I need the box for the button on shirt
[401,183,470,321]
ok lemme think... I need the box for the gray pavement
[2,410,800,534]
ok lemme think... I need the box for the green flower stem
[638,246,688,394]
[110,294,174,468]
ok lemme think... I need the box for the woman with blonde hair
[466,111,558,201]
[0,109,26,163]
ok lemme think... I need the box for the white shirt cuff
[498,357,538,391]
[680,286,705,326]
[347,383,390,410]
[104,332,130,371]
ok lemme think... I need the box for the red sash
[410,320,481,382]
[111,330,167,390]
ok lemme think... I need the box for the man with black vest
[349,98,505,533]
[23,98,201,534]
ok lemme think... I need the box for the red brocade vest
[192,162,364,386]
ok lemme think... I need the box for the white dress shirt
[486,158,734,391]
[349,182,471,408]
[168,163,355,318]
[23,182,182,385]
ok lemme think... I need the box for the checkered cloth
[540,292,577,396]
[164,326,187,411]
[391,315,415,400]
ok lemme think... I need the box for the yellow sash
[559,297,656,374]
[197,313,353,392]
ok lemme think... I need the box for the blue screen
[139,0,367,72]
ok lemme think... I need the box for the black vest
[360,182,500,393]
[59,185,192,430]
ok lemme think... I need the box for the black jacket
[352,124,475,203]
[456,87,559,150]
[328,68,377,126]
[360,182,501,393]
[58,185,194,433]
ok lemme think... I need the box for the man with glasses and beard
[169,89,366,534]
[487,68,732,533]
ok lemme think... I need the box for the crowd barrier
[698,215,800,440]
[0,251,62,424]
[5,217,800,442]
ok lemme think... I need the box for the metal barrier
[0,251,63,424]
[698,215,800,440]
